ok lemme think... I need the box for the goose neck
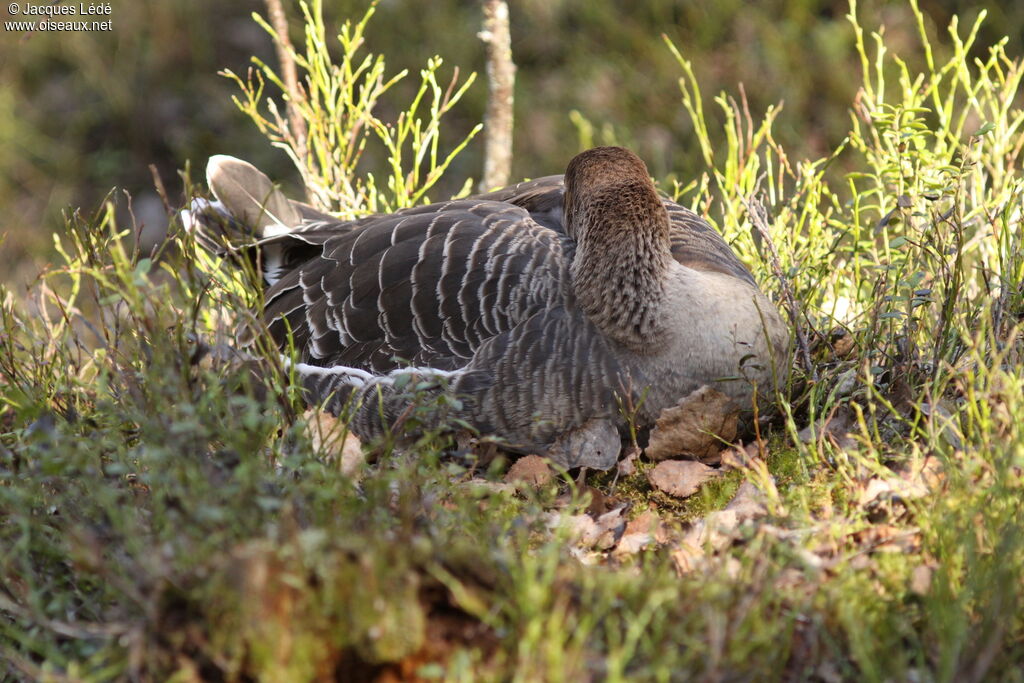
[569,188,674,353]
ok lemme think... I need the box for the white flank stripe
[283,356,461,390]
[285,358,372,387]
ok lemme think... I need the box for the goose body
[183,147,790,468]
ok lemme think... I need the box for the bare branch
[263,0,310,199]
[478,0,515,191]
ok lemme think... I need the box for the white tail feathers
[206,155,301,237]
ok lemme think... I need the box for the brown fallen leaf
[847,554,874,571]
[646,386,739,462]
[858,455,945,508]
[612,510,662,558]
[689,511,737,550]
[616,445,641,477]
[571,469,622,517]
[648,460,721,498]
[798,404,859,451]
[623,510,661,537]
[672,544,741,577]
[669,487,779,576]
[672,509,745,576]
[613,530,654,557]
[720,441,761,471]
[504,455,553,488]
[461,478,517,497]
[910,564,934,596]
[852,524,921,554]
[859,477,897,512]
[547,513,596,545]
[774,567,810,593]
[900,454,945,494]
[547,505,627,550]
[671,544,705,575]
[724,481,769,522]
[831,329,855,358]
[304,409,365,476]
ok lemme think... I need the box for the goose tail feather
[180,155,303,254]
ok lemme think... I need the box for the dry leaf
[671,544,705,575]
[676,509,742,568]
[848,554,874,571]
[859,455,945,508]
[798,404,858,451]
[724,481,769,522]
[623,510,661,537]
[720,441,761,471]
[668,487,776,576]
[910,564,934,595]
[568,546,603,566]
[462,478,517,497]
[646,386,739,462]
[613,531,654,557]
[832,330,855,358]
[672,544,741,577]
[859,477,896,508]
[504,455,553,488]
[612,511,662,558]
[671,502,752,575]
[550,513,598,544]
[616,445,641,477]
[590,506,628,549]
[648,460,721,498]
[304,409,365,476]
[900,454,944,493]
[548,506,627,550]
[852,524,921,554]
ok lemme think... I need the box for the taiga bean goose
[183,146,790,469]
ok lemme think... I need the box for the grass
[3,0,1024,680]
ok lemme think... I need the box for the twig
[478,0,515,191]
[263,0,310,200]
[148,164,172,216]
[745,196,817,381]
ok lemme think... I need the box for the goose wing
[255,198,569,375]
[480,175,756,286]
[663,202,756,286]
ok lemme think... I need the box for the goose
[182,146,790,469]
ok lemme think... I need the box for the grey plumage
[183,147,790,468]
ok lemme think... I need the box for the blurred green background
[1,0,1020,286]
